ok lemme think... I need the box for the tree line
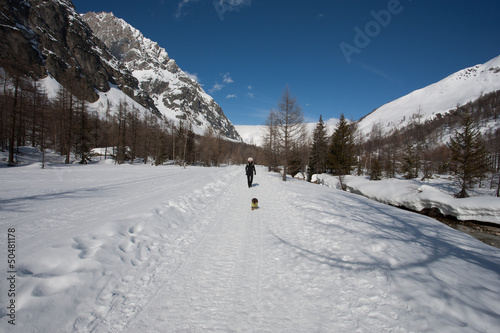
[262,87,500,198]
[1,69,262,168]
[2,67,499,198]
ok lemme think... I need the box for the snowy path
[1,164,500,332]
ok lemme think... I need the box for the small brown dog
[251,198,259,210]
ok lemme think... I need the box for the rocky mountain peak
[82,11,241,141]
[82,12,171,72]
[0,0,158,112]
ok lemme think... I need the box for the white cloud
[222,73,234,84]
[185,71,200,83]
[207,72,234,94]
[175,0,200,18]
[226,94,237,99]
[247,92,254,98]
[209,83,224,93]
[214,0,251,11]
[179,0,251,20]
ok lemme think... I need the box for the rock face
[82,12,241,141]
[0,0,157,112]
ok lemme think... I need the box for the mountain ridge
[356,55,500,136]
[82,11,241,141]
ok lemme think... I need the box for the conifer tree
[328,114,355,189]
[185,123,196,165]
[448,110,490,198]
[370,158,382,180]
[402,143,417,179]
[288,142,303,178]
[307,115,328,181]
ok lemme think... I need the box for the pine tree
[185,123,196,165]
[402,143,417,179]
[307,115,328,181]
[328,114,355,189]
[369,158,382,180]
[288,142,303,178]
[448,110,490,198]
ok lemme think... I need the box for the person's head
[248,157,253,164]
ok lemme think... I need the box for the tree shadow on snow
[267,191,500,322]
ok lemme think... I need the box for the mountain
[0,1,241,141]
[0,0,157,113]
[82,12,241,141]
[357,55,500,136]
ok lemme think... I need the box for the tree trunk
[8,76,19,166]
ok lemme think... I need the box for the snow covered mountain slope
[82,12,241,141]
[1,164,499,332]
[357,55,500,135]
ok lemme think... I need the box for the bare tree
[7,72,21,165]
[274,86,306,181]
[262,109,280,172]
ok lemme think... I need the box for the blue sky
[72,0,500,125]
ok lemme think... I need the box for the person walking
[245,157,256,188]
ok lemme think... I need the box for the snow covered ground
[313,174,500,225]
[1,162,500,332]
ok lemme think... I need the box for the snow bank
[314,174,500,224]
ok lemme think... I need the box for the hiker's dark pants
[247,174,253,187]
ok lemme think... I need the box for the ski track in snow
[1,164,500,332]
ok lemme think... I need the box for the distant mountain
[237,54,500,147]
[357,55,500,136]
[82,12,241,141]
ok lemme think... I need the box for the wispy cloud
[226,94,237,99]
[247,85,254,98]
[209,82,224,93]
[177,0,251,19]
[222,73,233,84]
[214,0,252,12]
[185,71,200,84]
[208,72,234,93]
[353,60,394,81]
[175,0,200,18]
